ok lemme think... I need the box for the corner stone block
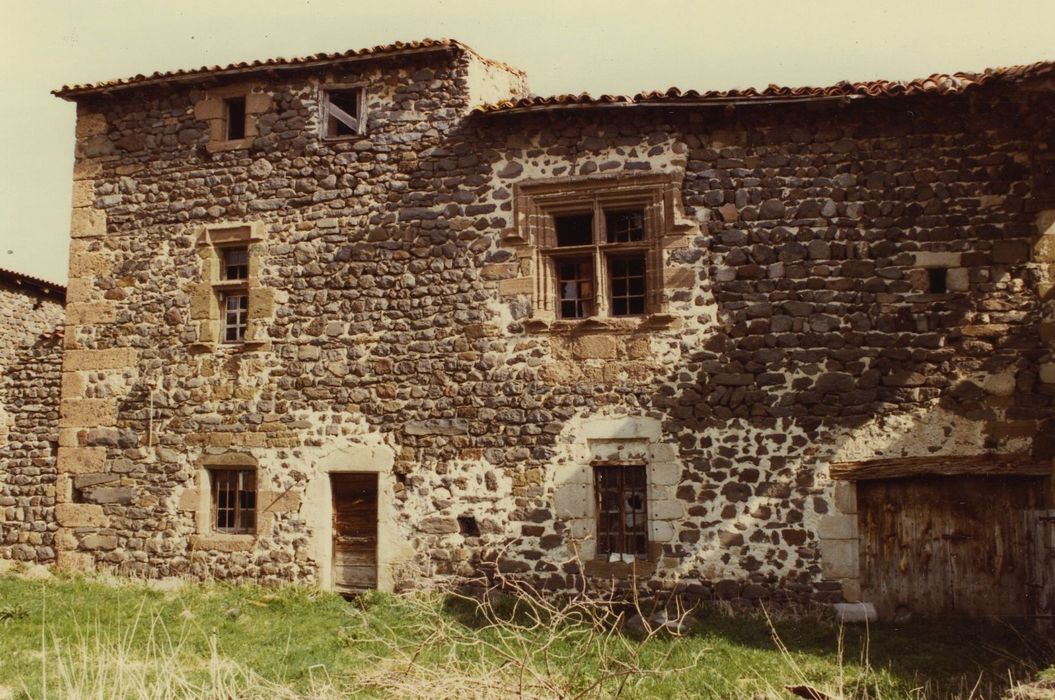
[75,112,107,138]
[56,551,95,571]
[64,347,138,371]
[817,514,858,540]
[1040,363,1055,384]
[193,95,225,121]
[946,267,969,292]
[913,251,961,268]
[651,520,675,543]
[832,481,857,514]
[72,180,95,208]
[819,539,859,579]
[57,446,107,474]
[61,371,86,399]
[65,302,116,326]
[245,92,273,114]
[649,499,684,520]
[70,207,107,238]
[650,462,681,486]
[554,482,591,519]
[55,503,109,527]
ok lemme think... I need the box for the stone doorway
[331,472,378,592]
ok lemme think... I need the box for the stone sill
[206,138,253,154]
[189,339,270,354]
[321,134,369,144]
[583,558,657,579]
[190,533,255,552]
[524,313,678,334]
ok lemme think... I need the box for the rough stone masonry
[0,269,65,562]
[36,39,1055,612]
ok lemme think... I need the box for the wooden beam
[829,453,1053,481]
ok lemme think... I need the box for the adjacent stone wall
[0,279,65,562]
[54,43,1055,605]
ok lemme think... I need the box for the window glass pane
[608,255,647,317]
[223,248,249,280]
[222,293,248,343]
[556,258,594,319]
[554,214,593,247]
[605,210,645,243]
[594,465,647,558]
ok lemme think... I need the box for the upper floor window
[320,85,365,138]
[222,246,249,281]
[224,96,247,141]
[550,209,649,319]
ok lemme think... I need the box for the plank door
[858,475,1046,619]
[331,473,378,592]
[1026,509,1055,628]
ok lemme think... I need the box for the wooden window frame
[512,174,680,329]
[593,464,649,560]
[319,83,367,140]
[210,468,257,535]
[546,204,651,319]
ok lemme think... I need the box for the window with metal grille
[548,207,649,319]
[211,469,256,534]
[222,292,249,343]
[321,87,364,138]
[222,247,249,281]
[594,465,648,559]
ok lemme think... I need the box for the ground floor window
[594,464,648,559]
[211,469,256,534]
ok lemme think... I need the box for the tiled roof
[53,38,503,99]
[473,59,1055,114]
[0,268,66,301]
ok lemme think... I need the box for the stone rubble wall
[54,43,1055,604]
[0,282,65,562]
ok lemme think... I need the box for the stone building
[0,268,65,562]
[48,39,1055,619]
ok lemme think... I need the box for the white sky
[2,0,1054,283]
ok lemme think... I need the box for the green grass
[0,570,1049,699]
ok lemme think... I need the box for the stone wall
[54,44,1055,604]
[0,278,65,562]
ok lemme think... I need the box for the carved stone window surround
[509,173,685,333]
[189,222,271,353]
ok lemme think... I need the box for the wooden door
[858,475,1047,619]
[331,473,378,592]
[1026,509,1055,628]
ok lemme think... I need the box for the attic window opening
[225,96,247,140]
[928,267,948,294]
[322,87,364,138]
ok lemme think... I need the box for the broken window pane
[609,255,647,316]
[554,214,593,247]
[605,210,645,243]
[594,465,648,558]
[556,257,594,319]
[225,97,246,140]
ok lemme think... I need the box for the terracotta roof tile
[53,38,485,99]
[473,60,1055,114]
[0,267,66,300]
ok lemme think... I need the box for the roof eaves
[53,38,470,100]
[0,268,67,301]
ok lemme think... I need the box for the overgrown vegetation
[0,569,1049,699]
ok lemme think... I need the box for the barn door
[858,475,1043,619]
[1026,509,1055,628]
[331,473,378,592]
